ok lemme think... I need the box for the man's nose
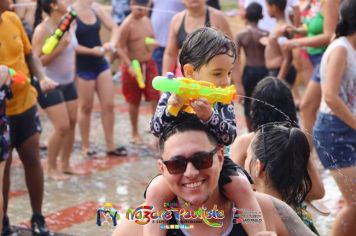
[184,162,199,178]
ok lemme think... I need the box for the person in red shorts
[118,0,160,144]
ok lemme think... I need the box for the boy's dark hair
[250,77,298,131]
[266,0,287,11]
[131,0,149,5]
[179,27,237,76]
[251,123,311,208]
[335,0,356,38]
[246,2,263,22]
[159,113,218,152]
[34,0,55,30]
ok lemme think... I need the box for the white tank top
[44,27,78,85]
[319,37,356,114]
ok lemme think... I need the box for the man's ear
[217,146,224,168]
[182,64,194,78]
[158,159,164,174]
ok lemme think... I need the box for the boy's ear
[182,64,194,78]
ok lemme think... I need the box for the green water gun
[42,10,77,55]
[152,73,237,116]
[144,37,157,45]
[131,60,145,89]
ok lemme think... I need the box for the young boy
[147,27,266,236]
[117,0,160,144]
[236,2,269,131]
[264,0,296,86]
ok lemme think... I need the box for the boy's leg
[121,63,143,144]
[144,175,176,236]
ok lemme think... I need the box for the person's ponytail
[252,125,311,208]
[281,128,311,206]
[34,0,43,30]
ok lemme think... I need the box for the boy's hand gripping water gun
[152,74,237,116]
[131,60,145,89]
[42,10,77,55]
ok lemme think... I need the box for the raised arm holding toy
[42,10,77,55]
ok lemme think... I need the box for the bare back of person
[238,26,268,66]
[264,22,287,69]
[123,14,154,62]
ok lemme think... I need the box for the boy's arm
[117,21,134,76]
[232,33,244,102]
[278,43,292,81]
[202,102,237,145]
[150,93,177,137]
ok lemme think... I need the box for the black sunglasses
[163,147,219,174]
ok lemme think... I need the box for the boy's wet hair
[266,0,287,11]
[131,0,149,5]
[159,113,218,152]
[246,2,263,22]
[250,77,298,131]
[179,27,236,76]
[335,0,356,38]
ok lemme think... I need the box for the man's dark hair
[250,77,298,131]
[246,2,263,22]
[266,0,287,11]
[179,27,237,76]
[159,113,218,152]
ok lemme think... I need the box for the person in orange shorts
[118,0,160,144]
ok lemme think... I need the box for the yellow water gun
[131,60,145,89]
[152,74,236,116]
[42,10,77,55]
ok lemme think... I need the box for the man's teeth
[185,181,203,188]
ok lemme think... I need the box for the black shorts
[37,82,77,109]
[268,66,297,87]
[242,65,268,118]
[8,106,41,149]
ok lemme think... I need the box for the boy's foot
[2,216,18,236]
[106,146,128,157]
[81,149,98,158]
[47,169,70,181]
[31,214,50,236]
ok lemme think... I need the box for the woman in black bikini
[162,0,232,76]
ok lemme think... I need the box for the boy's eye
[213,73,221,76]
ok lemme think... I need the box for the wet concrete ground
[7,83,339,236]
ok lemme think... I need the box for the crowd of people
[0,0,355,235]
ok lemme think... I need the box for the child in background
[264,0,296,86]
[117,0,160,144]
[0,65,12,233]
[148,27,266,236]
[236,2,269,131]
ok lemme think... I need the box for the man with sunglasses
[113,115,316,236]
